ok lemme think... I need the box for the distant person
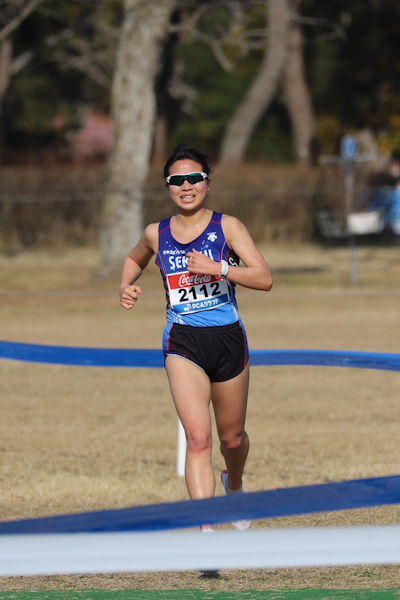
[389,178,400,237]
[119,145,272,531]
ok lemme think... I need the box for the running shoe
[221,469,251,531]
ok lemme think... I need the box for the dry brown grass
[0,241,399,591]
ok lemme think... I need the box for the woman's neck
[170,208,212,244]
[174,207,211,228]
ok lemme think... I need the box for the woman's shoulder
[142,222,161,250]
[220,214,252,247]
[143,222,160,236]
[221,214,247,232]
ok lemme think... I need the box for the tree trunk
[283,0,316,165]
[100,0,177,275]
[219,0,290,164]
[152,113,168,165]
[0,37,12,126]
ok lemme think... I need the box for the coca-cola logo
[178,273,212,286]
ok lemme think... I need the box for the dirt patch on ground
[0,242,399,590]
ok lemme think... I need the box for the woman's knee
[186,430,212,454]
[220,429,247,452]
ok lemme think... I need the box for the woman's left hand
[186,249,220,277]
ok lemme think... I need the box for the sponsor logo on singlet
[165,248,213,271]
[167,270,229,314]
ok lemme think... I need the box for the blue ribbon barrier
[1,340,400,371]
[0,341,164,368]
[1,342,399,537]
[0,475,399,535]
[250,349,400,372]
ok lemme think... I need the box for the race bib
[167,271,229,314]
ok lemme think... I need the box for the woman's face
[167,159,209,213]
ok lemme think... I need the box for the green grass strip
[1,591,400,600]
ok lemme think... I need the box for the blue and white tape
[1,525,400,576]
[0,476,399,575]
[1,340,400,371]
[1,342,399,575]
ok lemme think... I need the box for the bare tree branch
[10,49,33,75]
[169,1,268,72]
[295,15,347,42]
[0,0,45,42]
[45,29,115,88]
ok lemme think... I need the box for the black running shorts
[165,321,249,382]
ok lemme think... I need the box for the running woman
[119,145,273,531]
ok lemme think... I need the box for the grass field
[0,240,399,596]
[1,591,400,600]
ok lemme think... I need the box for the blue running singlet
[156,212,243,334]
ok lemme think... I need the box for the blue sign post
[340,135,359,161]
[340,135,359,284]
[319,136,375,285]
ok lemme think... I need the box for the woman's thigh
[165,355,212,438]
[211,364,250,438]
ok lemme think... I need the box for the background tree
[0,0,120,153]
[99,0,177,274]
[0,0,45,132]
[283,0,315,165]
[2,0,400,163]
[219,0,290,163]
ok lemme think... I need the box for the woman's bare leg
[165,355,215,500]
[211,364,250,490]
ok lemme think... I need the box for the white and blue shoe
[221,469,251,531]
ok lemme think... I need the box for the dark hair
[163,144,212,179]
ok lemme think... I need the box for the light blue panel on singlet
[156,211,241,329]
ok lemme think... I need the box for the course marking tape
[1,341,400,371]
[0,525,400,576]
[1,343,399,576]
[0,475,399,535]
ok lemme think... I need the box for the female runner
[119,145,273,531]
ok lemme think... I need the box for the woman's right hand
[119,285,142,310]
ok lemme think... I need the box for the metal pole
[344,161,358,285]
